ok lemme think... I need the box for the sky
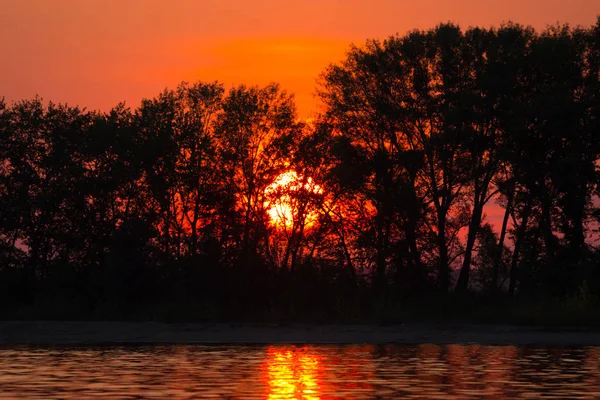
[1,0,598,118]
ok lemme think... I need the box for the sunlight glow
[264,347,321,400]
[264,171,323,229]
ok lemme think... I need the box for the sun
[264,171,322,229]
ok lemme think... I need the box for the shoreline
[1,321,600,346]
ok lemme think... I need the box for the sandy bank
[1,321,600,346]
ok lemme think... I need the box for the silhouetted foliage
[1,19,600,322]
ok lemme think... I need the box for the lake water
[1,344,599,398]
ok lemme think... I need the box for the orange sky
[1,0,598,118]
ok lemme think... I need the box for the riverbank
[1,321,600,345]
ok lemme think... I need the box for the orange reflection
[264,346,322,399]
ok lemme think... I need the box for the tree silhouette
[1,18,600,321]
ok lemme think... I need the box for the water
[1,344,599,398]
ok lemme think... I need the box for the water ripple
[0,344,599,398]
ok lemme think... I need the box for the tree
[215,83,301,268]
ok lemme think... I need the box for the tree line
[1,20,600,320]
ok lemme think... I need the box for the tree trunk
[540,193,557,264]
[568,184,587,266]
[242,194,252,260]
[491,188,514,291]
[509,202,531,295]
[437,216,450,292]
[406,184,422,272]
[406,223,421,271]
[456,201,484,292]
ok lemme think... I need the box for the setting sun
[3,1,600,398]
[265,171,323,229]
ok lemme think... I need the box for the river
[1,344,599,398]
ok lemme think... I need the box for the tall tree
[215,83,301,266]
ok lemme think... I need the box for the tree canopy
[2,19,600,321]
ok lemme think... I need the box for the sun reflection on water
[264,346,322,399]
[1,344,599,398]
